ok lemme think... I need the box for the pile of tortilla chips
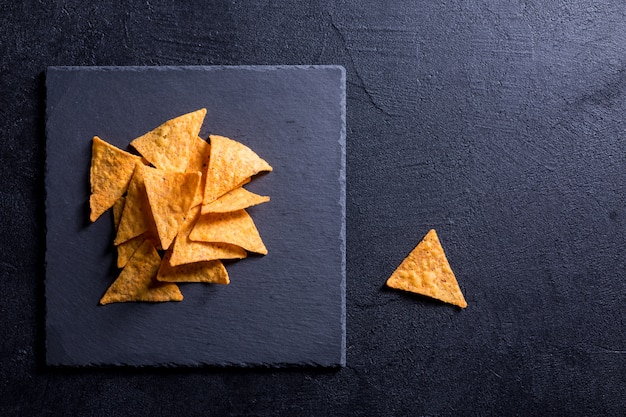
[89,109,272,305]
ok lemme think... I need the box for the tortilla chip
[89,136,141,222]
[170,206,247,266]
[130,109,206,172]
[201,186,269,214]
[99,240,183,304]
[157,249,229,284]
[186,136,211,207]
[142,165,200,250]
[114,164,158,245]
[386,229,467,308]
[203,135,272,204]
[189,209,267,255]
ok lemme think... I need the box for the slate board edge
[44,65,347,368]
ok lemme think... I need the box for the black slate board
[45,66,346,367]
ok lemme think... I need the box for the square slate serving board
[45,65,346,367]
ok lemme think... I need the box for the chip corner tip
[383,275,396,289]
[88,206,101,223]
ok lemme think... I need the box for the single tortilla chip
[157,249,230,284]
[201,186,269,214]
[189,209,267,255]
[386,229,467,308]
[130,109,206,172]
[90,136,141,222]
[186,136,211,208]
[114,164,159,245]
[142,165,200,250]
[203,135,272,204]
[99,240,183,305]
[170,206,247,266]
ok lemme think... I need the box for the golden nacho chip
[386,229,467,308]
[89,136,141,222]
[201,186,269,214]
[170,206,247,266]
[157,249,229,284]
[190,209,267,255]
[130,108,206,172]
[203,135,272,204]
[114,164,159,246]
[142,165,200,250]
[99,240,183,305]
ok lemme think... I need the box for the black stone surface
[2,1,626,415]
[45,66,346,367]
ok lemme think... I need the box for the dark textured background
[1,1,625,415]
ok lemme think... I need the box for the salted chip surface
[186,136,212,207]
[157,250,230,284]
[114,164,158,245]
[190,209,268,255]
[203,135,272,204]
[186,136,211,174]
[142,165,200,250]
[99,240,183,305]
[112,197,144,267]
[89,136,141,222]
[386,229,467,308]
[112,197,125,229]
[116,235,146,269]
[130,108,206,172]
[201,186,269,214]
[170,206,247,266]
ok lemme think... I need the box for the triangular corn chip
[170,206,247,266]
[201,186,269,214]
[190,209,267,255]
[142,165,200,250]
[203,135,272,204]
[130,109,206,172]
[89,136,141,222]
[157,249,229,284]
[114,164,158,246]
[99,240,183,304]
[386,229,467,308]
